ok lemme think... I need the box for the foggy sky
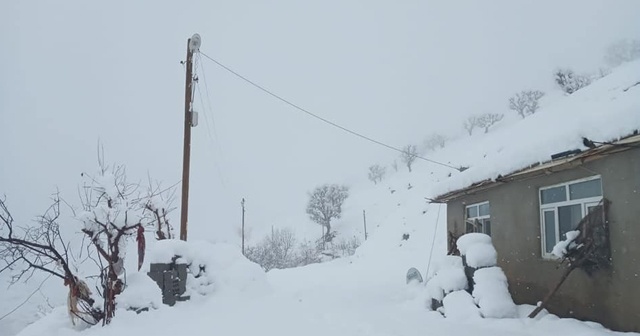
[1,1,639,243]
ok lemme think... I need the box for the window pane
[541,186,567,204]
[483,219,491,236]
[543,210,556,253]
[569,178,602,200]
[466,220,474,234]
[466,206,478,218]
[558,204,582,240]
[479,203,490,217]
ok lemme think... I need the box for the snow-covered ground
[14,237,631,336]
[3,58,640,336]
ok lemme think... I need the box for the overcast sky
[1,1,639,243]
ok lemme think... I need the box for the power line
[198,51,464,172]
[193,60,228,190]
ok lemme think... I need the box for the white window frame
[539,175,603,259]
[465,201,491,236]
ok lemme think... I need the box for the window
[539,176,602,257]
[465,201,491,236]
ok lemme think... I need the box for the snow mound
[146,239,270,297]
[465,243,497,268]
[443,290,482,319]
[116,272,163,311]
[457,233,492,255]
[426,256,467,302]
[472,267,517,318]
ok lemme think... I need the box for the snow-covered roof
[434,133,640,202]
[430,60,640,201]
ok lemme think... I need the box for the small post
[241,198,246,255]
[363,210,368,241]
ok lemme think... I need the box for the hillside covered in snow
[4,56,639,336]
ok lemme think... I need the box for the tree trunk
[528,265,576,318]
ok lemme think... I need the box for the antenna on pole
[180,33,200,241]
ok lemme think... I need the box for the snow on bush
[456,233,492,255]
[426,257,467,302]
[116,272,162,311]
[552,230,580,258]
[472,267,517,318]
[465,243,497,268]
[146,239,269,298]
[442,290,481,319]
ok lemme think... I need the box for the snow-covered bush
[456,233,492,255]
[442,290,481,319]
[244,227,298,271]
[472,267,517,318]
[425,255,467,303]
[115,272,162,312]
[426,233,516,319]
[554,69,591,94]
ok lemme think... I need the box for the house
[433,133,640,332]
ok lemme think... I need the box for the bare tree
[0,196,104,326]
[306,184,349,241]
[1,157,173,326]
[509,90,545,119]
[604,39,640,68]
[463,115,479,135]
[554,69,591,94]
[77,163,153,324]
[400,144,418,172]
[367,164,386,185]
[143,179,177,241]
[391,160,399,172]
[423,134,447,151]
[476,113,504,133]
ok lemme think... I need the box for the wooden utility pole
[241,198,246,255]
[363,210,368,241]
[180,34,201,241]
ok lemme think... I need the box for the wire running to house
[424,203,442,282]
[198,51,464,172]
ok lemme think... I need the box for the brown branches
[0,196,104,325]
[528,200,610,318]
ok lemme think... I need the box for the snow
[552,230,581,258]
[443,290,482,319]
[430,60,640,198]
[115,272,162,311]
[426,266,468,301]
[465,243,498,268]
[6,59,640,336]
[457,233,492,255]
[145,239,269,297]
[472,267,518,318]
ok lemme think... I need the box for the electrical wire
[424,203,442,282]
[198,51,464,172]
